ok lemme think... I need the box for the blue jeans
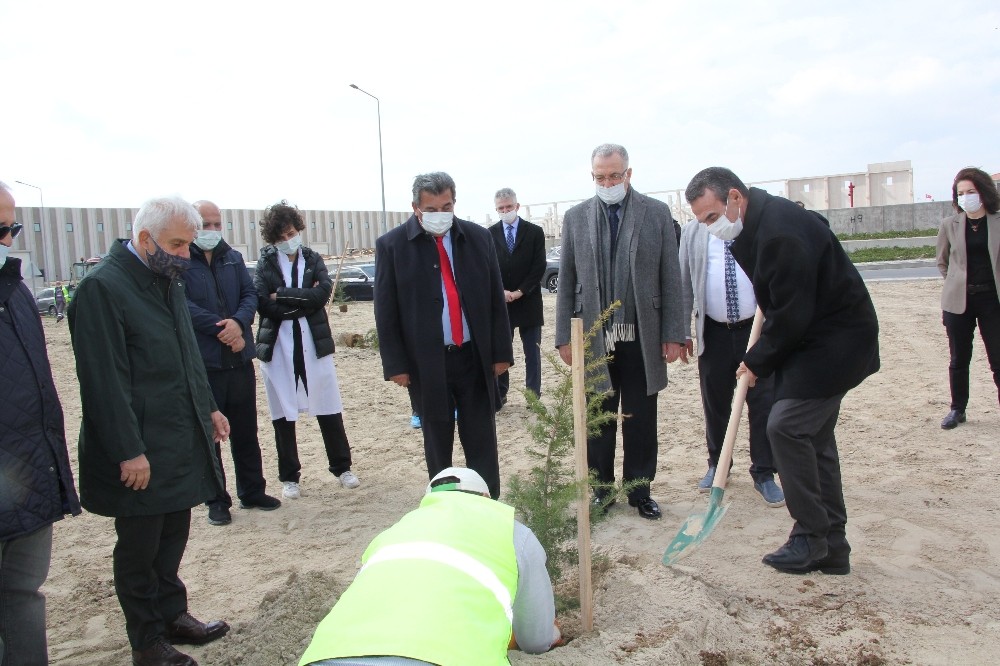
[0,524,53,666]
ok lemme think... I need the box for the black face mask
[144,238,191,279]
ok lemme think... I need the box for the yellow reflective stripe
[359,541,514,623]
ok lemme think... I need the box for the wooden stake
[571,317,594,633]
[328,249,351,314]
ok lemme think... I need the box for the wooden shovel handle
[712,307,765,490]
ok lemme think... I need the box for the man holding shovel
[685,167,879,575]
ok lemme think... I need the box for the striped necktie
[505,224,515,254]
[724,240,739,323]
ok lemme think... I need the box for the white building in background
[6,160,926,284]
[784,161,913,210]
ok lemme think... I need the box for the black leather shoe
[167,612,230,646]
[239,494,282,511]
[629,497,662,520]
[762,535,828,573]
[807,541,851,575]
[132,636,197,666]
[591,490,616,515]
[207,504,231,526]
[941,410,966,430]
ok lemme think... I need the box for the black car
[542,258,559,293]
[335,265,374,301]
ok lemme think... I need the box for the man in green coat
[69,196,232,666]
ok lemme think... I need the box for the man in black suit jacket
[489,188,546,405]
[374,172,514,499]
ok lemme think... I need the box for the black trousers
[767,395,847,543]
[113,510,191,650]
[943,289,1000,411]
[420,345,501,499]
[589,340,658,502]
[698,318,777,481]
[497,323,542,399]
[206,363,267,506]
[272,413,353,483]
[407,384,421,417]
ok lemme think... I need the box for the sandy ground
[39,278,1000,666]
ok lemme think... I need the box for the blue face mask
[0,244,8,270]
[194,230,222,251]
[145,238,190,279]
[275,235,302,255]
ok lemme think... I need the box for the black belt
[445,343,471,353]
[706,316,754,330]
[967,283,997,295]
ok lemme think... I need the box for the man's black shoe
[941,409,966,430]
[167,612,230,646]
[207,504,231,526]
[762,535,828,573]
[239,494,282,511]
[591,490,616,515]
[807,541,851,575]
[628,496,662,520]
[132,636,197,665]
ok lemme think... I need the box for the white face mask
[194,230,222,251]
[958,193,982,214]
[500,209,518,224]
[596,182,626,205]
[0,244,8,270]
[420,211,454,236]
[706,199,743,241]
[276,234,302,255]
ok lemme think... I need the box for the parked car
[335,265,374,302]
[35,287,58,315]
[355,263,376,280]
[542,258,559,293]
[35,285,75,315]
[546,245,561,260]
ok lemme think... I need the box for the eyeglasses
[593,172,628,186]
[0,223,23,241]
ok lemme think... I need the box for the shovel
[663,307,764,566]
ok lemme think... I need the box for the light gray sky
[3,0,998,223]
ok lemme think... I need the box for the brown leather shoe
[167,611,230,646]
[132,636,198,666]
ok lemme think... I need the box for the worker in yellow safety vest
[299,467,562,666]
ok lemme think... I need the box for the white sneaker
[339,471,361,489]
[282,481,301,499]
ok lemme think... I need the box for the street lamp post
[349,83,387,233]
[14,180,44,295]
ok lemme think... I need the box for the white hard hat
[426,467,490,496]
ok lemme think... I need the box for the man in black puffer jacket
[0,180,81,665]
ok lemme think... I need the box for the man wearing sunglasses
[0,181,82,665]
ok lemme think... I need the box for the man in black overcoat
[686,167,880,576]
[375,172,513,499]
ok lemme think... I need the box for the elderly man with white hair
[68,196,232,666]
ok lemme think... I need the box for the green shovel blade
[662,487,730,566]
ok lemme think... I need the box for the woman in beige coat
[935,167,1000,429]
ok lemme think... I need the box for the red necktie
[435,236,464,347]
